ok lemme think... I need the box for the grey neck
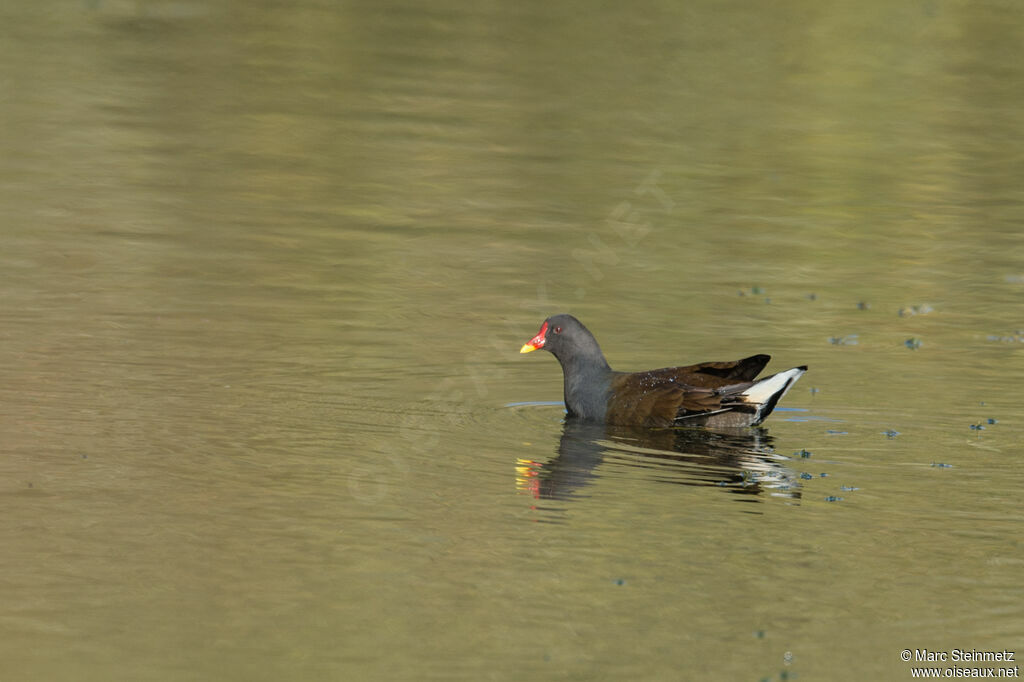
[557,353,612,422]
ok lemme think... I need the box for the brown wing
[605,356,768,427]
[669,354,770,385]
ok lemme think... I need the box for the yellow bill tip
[519,343,539,354]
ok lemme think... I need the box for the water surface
[2,1,1022,680]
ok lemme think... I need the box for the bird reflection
[516,421,801,502]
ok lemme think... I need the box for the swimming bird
[520,314,806,428]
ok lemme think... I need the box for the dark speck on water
[932,463,954,469]
[794,449,812,458]
[882,430,900,438]
[824,496,844,502]
[800,472,813,480]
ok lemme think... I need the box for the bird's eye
[554,326,563,334]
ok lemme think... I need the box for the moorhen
[520,314,807,428]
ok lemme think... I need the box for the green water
[1,1,1022,680]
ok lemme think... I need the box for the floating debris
[826,429,848,435]
[613,578,626,586]
[987,331,1024,343]
[856,301,871,310]
[819,472,828,477]
[987,418,998,425]
[824,495,843,502]
[931,462,953,468]
[969,423,985,431]
[751,286,765,295]
[828,334,859,346]
[809,387,820,395]
[806,293,817,301]
[800,472,813,480]
[899,304,934,318]
[794,449,812,458]
[904,338,923,350]
[882,429,900,438]
[839,485,860,492]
